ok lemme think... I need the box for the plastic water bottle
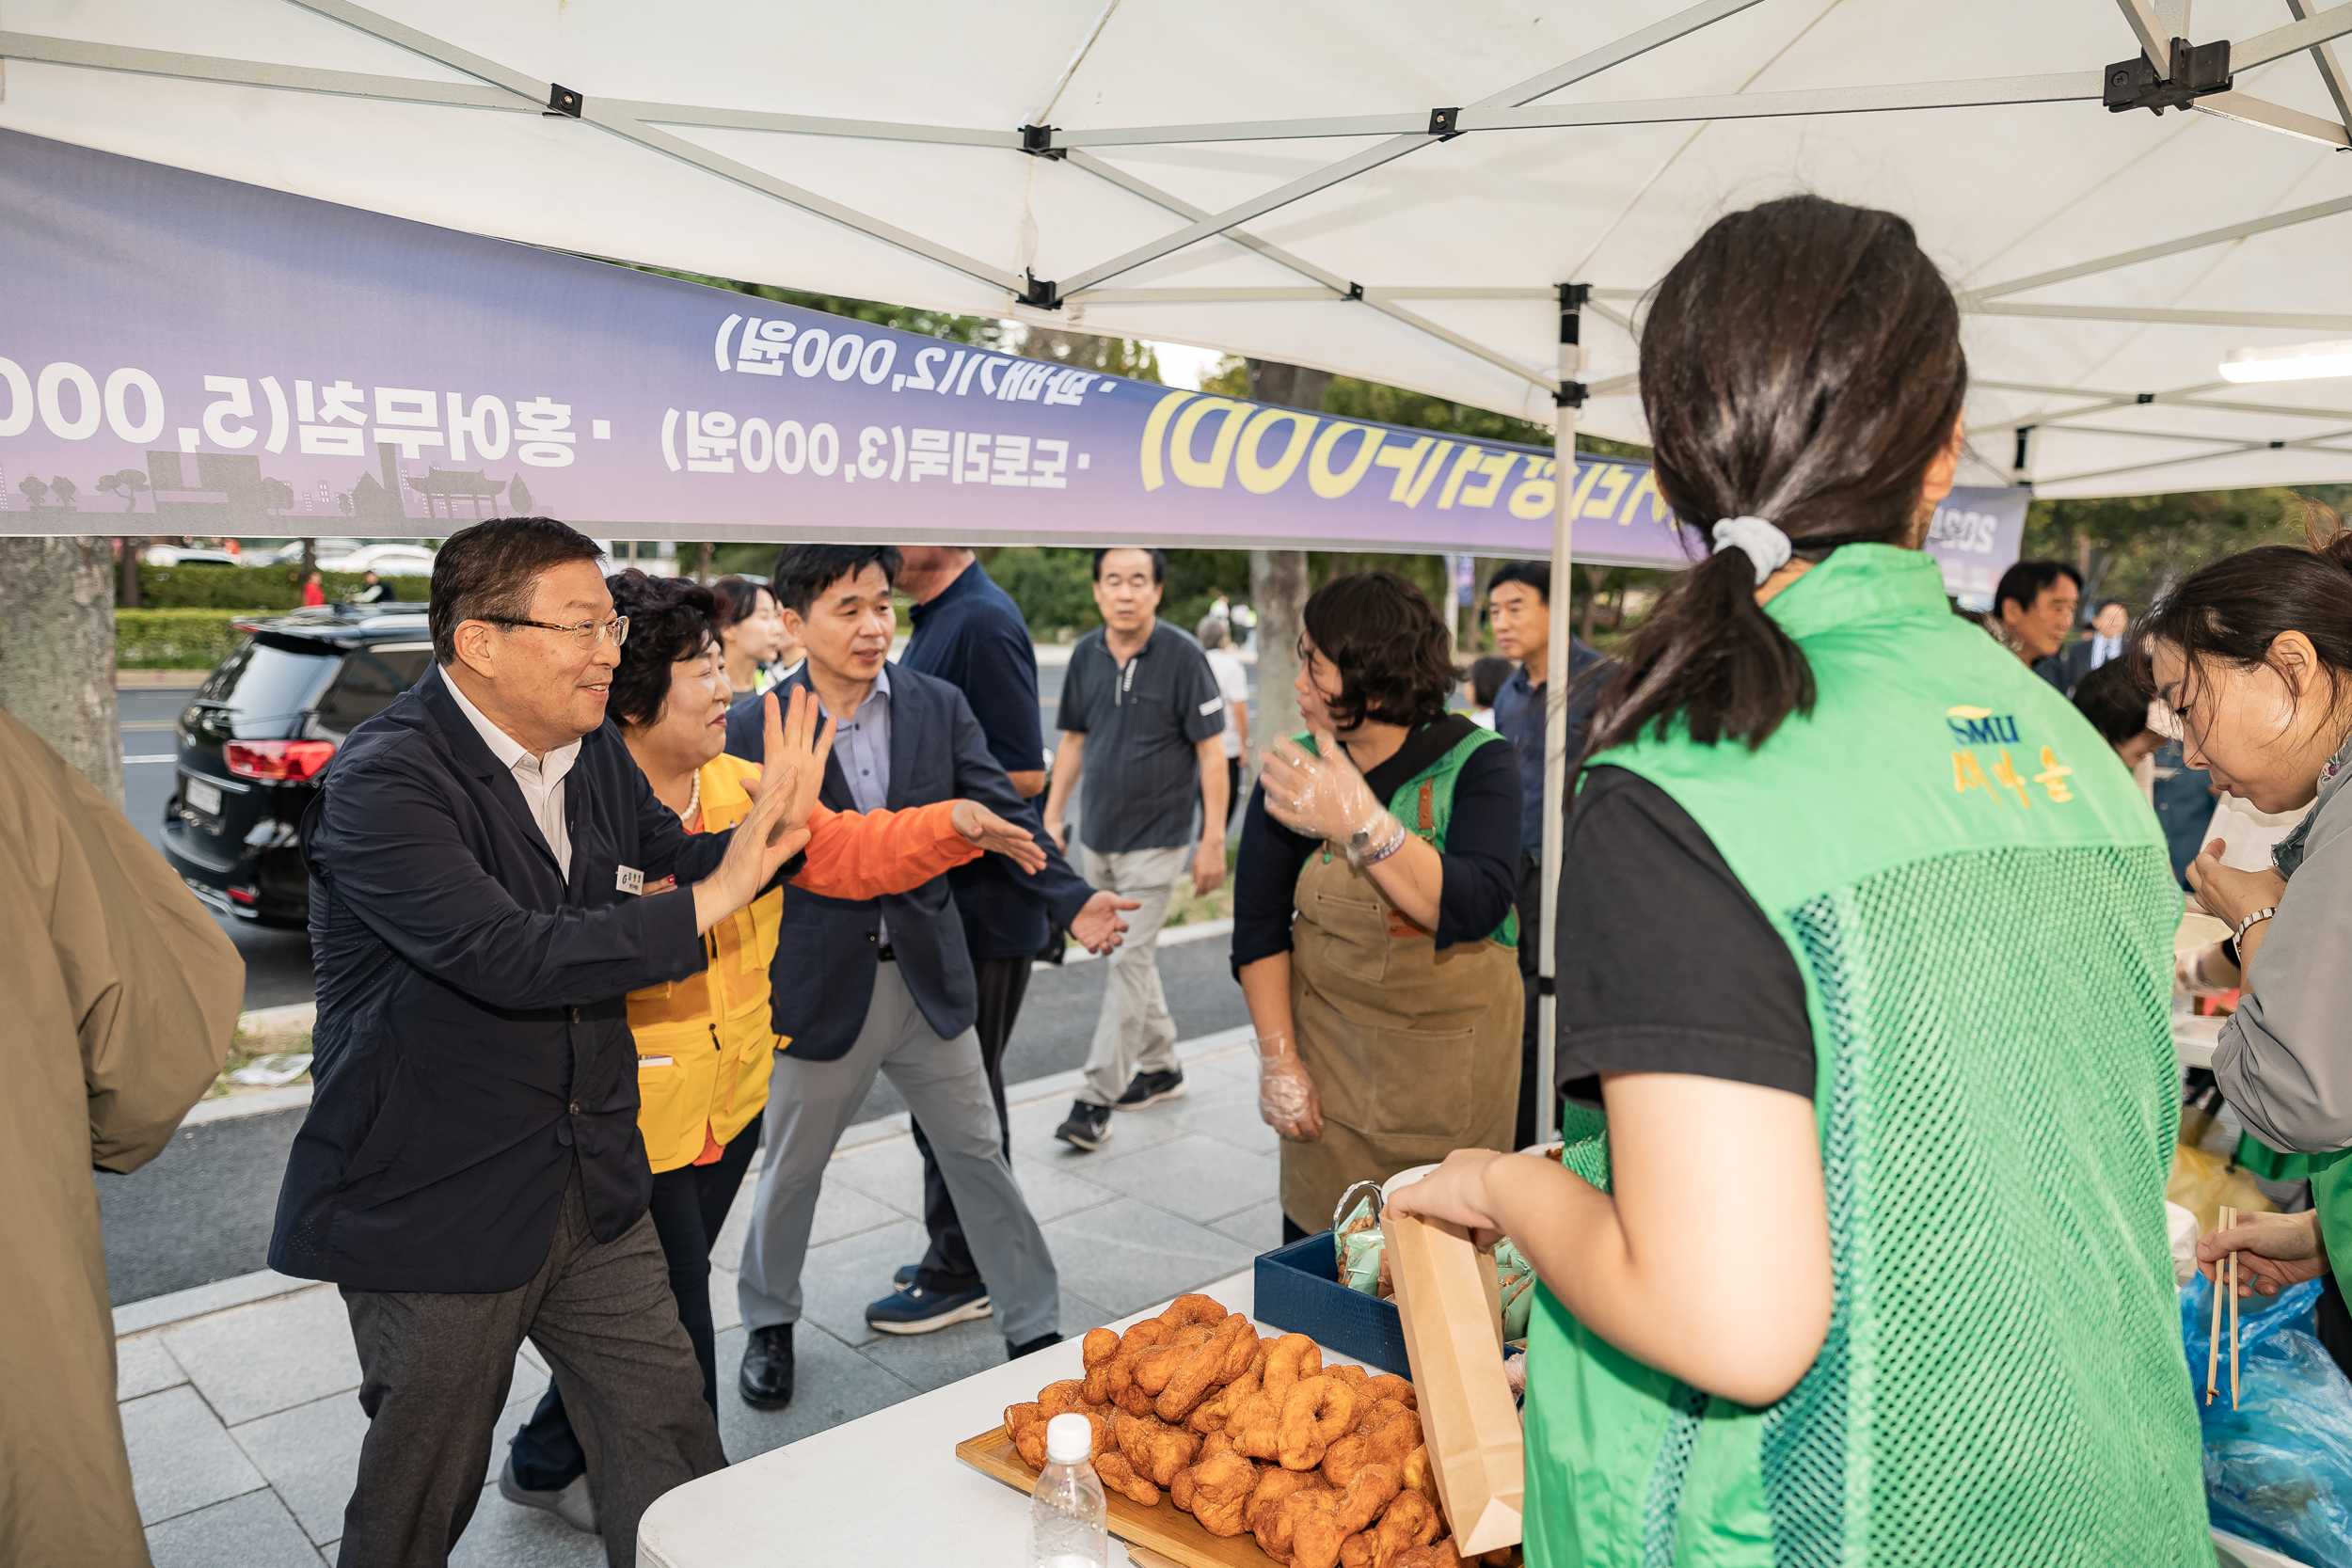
[1028,1411,1108,1568]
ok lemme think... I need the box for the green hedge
[132,563,431,610]
[117,610,249,671]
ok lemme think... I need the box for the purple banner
[0,127,2026,592]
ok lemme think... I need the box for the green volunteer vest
[1298,723,1518,947]
[1522,546,2208,1567]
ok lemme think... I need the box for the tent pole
[1537,285,1589,1148]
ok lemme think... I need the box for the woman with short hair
[500,570,1037,1530]
[1232,568,1523,1242]
[1391,196,2206,1563]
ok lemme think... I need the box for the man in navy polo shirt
[876,546,1134,1333]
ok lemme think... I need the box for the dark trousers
[1513,850,1547,1151]
[1225,756,1244,825]
[509,1120,761,1494]
[911,954,1033,1292]
[336,1167,723,1568]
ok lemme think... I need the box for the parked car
[143,546,244,566]
[163,604,435,927]
[329,542,438,577]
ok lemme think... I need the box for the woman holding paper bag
[1231,569,1523,1242]
[1390,198,2206,1565]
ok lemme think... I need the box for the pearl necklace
[676,768,701,825]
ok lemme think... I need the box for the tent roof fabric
[4,0,2350,499]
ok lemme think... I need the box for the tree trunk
[0,536,124,807]
[1581,562,1611,642]
[1243,360,1331,754]
[300,537,318,575]
[119,537,143,609]
[695,541,714,583]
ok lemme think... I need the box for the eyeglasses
[488,615,630,650]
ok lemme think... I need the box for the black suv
[164,605,435,927]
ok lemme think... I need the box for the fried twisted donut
[1327,1363,1370,1393]
[1399,1444,1435,1505]
[1391,1544,1463,1568]
[1190,1355,1263,1433]
[1037,1379,1088,1418]
[1257,1482,1336,1564]
[1186,1448,1260,1537]
[1228,1390,1281,1461]
[1157,1314,1256,1422]
[1159,1291,1228,1327]
[1218,1315,1263,1381]
[1263,1333,1323,1401]
[1359,1373,1415,1409]
[1114,1408,1200,1487]
[1320,1432,1373,1488]
[1247,1466,1322,1533]
[1279,1375,1358,1470]
[1200,1429,1236,1461]
[1005,1401,1049,1468]
[1086,1318,1172,1404]
[1293,1465,1402,1568]
[1364,1409,1423,1473]
[1092,1449,1161,1508]
[1171,1463,1199,1514]
[1340,1533,1375,1568]
[1134,1324,1217,1398]
[1366,1489,1441,1566]
[1352,1398,1406,1437]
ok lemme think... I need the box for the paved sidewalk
[117,1030,1277,1568]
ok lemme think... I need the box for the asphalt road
[98,937,1251,1304]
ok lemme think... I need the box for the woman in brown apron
[1231,571,1525,1240]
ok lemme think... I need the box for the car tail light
[224,738,337,782]
[226,886,258,906]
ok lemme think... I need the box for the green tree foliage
[1019,327,1163,382]
[2023,487,2328,610]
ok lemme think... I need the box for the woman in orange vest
[501,569,1045,1528]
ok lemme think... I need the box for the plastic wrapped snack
[2182,1275,2352,1566]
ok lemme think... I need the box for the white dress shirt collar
[441,665,581,879]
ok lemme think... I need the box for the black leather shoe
[739,1323,795,1410]
[1008,1331,1064,1360]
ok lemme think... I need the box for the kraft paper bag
[1382,1208,1523,1555]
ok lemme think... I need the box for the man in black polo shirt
[1042,546,1229,1150]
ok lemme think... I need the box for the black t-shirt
[1057,623,1226,854]
[1232,715,1521,970]
[1554,765,1815,1103]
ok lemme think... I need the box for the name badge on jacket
[615,864,644,895]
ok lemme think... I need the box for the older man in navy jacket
[723,545,1131,1410]
[271,518,821,1568]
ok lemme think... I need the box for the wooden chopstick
[2207,1205,2226,1406]
[2228,1204,2242,1411]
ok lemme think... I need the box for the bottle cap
[1045,1412,1094,1465]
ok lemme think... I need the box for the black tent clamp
[546,84,583,118]
[2104,38,2232,114]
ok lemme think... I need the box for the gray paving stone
[1083,1132,1279,1224]
[119,1333,190,1401]
[448,1480,604,1568]
[1008,1094,1189,1164]
[1010,1153,1120,1226]
[823,1136,927,1219]
[145,1487,321,1568]
[712,1322,917,1464]
[787,1217,930,1347]
[1209,1199,1287,1254]
[708,1264,743,1334]
[228,1390,365,1544]
[850,1290,1118,1397]
[121,1386,266,1527]
[1041,1197,1256,1319]
[1164,1086,1283,1155]
[163,1288,361,1426]
[115,1270,316,1338]
[1184,1048,1260,1091]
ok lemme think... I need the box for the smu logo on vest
[1945,705,2076,808]
[1946,705,2021,746]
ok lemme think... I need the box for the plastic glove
[1259,731,1391,850]
[1256,1033,1324,1142]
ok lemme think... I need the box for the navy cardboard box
[1254,1232,1410,1374]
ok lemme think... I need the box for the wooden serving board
[956,1424,1270,1568]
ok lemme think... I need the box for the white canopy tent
[6,0,2348,1144]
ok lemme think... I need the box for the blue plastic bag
[2182,1274,2352,1565]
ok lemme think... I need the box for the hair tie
[1711,515,1793,585]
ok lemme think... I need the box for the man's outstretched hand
[695,689,831,933]
[951,800,1050,873]
[1069,888,1140,955]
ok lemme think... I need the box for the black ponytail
[1582,195,1967,755]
